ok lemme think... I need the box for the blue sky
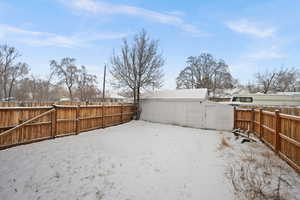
[1,0,300,89]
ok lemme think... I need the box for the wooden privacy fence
[234,107,300,172]
[0,104,136,150]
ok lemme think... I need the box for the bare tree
[7,62,29,99]
[255,67,299,93]
[295,80,300,92]
[49,85,69,101]
[50,58,79,100]
[246,81,261,93]
[273,67,298,92]
[0,44,29,100]
[110,29,164,119]
[76,65,98,101]
[176,67,195,89]
[176,53,235,96]
[0,45,19,99]
[13,71,55,102]
[255,70,277,94]
[13,77,32,101]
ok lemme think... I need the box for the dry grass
[260,151,274,159]
[218,136,231,151]
[225,151,292,200]
[240,151,256,163]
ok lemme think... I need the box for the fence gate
[0,108,55,149]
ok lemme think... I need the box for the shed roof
[141,88,208,100]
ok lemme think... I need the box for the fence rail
[234,107,300,172]
[0,104,136,150]
[238,105,300,116]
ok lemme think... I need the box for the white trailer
[229,93,300,106]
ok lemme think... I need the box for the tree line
[1,29,299,106]
[0,45,99,102]
[248,68,299,94]
[176,53,299,94]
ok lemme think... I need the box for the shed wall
[140,100,233,130]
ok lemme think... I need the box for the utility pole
[102,64,106,102]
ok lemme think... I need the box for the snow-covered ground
[0,121,299,200]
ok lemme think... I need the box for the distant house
[59,97,71,102]
[140,88,233,130]
[105,92,127,102]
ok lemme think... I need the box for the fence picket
[251,108,255,133]
[76,105,80,134]
[275,110,281,153]
[259,108,263,139]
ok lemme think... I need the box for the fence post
[233,107,237,129]
[259,108,263,139]
[76,105,80,134]
[18,125,23,144]
[102,103,105,128]
[51,105,57,138]
[18,119,24,144]
[251,108,255,133]
[274,110,281,153]
[121,104,123,124]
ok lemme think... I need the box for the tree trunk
[80,88,84,101]
[3,75,8,99]
[136,86,141,120]
[132,87,136,104]
[8,78,16,101]
[68,87,73,100]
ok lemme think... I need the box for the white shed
[140,89,233,131]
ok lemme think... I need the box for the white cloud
[166,11,186,17]
[0,24,44,36]
[247,46,285,60]
[60,0,205,36]
[19,35,78,48]
[226,19,276,38]
[0,24,127,48]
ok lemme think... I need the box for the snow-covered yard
[0,121,299,200]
